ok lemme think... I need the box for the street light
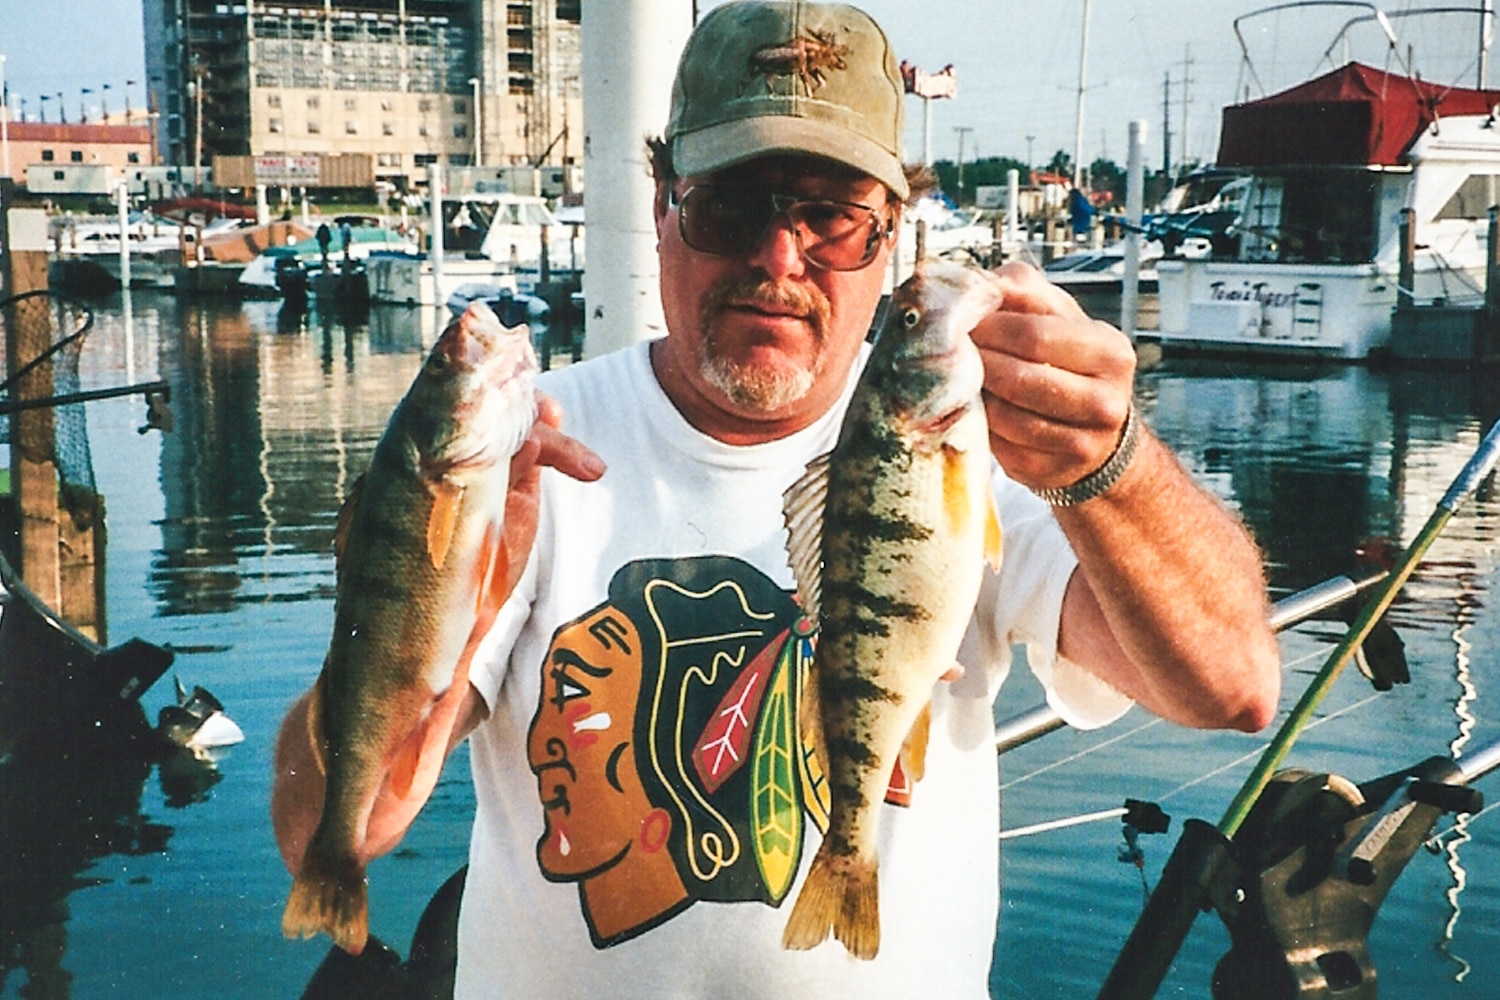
[187,64,205,192]
[469,76,483,167]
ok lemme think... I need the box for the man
[274,2,1280,996]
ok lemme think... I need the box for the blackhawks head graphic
[526,556,833,947]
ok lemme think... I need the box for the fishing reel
[1207,758,1483,1000]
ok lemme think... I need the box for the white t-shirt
[459,341,1130,999]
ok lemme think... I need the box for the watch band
[1031,403,1141,507]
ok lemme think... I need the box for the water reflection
[0,701,219,998]
[148,301,432,617]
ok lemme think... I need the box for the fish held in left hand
[781,261,1005,960]
[280,302,538,955]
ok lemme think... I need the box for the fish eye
[427,352,449,372]
[901,308,921,329]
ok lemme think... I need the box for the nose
[745,209,807,279]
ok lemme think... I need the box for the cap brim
[673,116,909,200]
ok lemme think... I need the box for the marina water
[5,291,1500,998]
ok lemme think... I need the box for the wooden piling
[1,179,104,641]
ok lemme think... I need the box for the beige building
[142,0,582,193]
[1,121,154,189]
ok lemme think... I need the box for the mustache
[700,275,831,335]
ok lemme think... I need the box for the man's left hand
[969,261,1136,490]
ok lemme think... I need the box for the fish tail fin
[282,848,369,956]
[782,848,880,960]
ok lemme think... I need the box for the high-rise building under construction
[141,0,581,192]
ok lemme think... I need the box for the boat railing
[996,568,1392,757]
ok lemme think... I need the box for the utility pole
[1025,134,1035,179]
[1179,45,1194,171]
[1161,71,1173,178]
[0,55,9,181]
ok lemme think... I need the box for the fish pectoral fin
[941,444,974,538]
[426,479,466,570]
[900,702,932,784]
[984,490,1003,572]
[782,452,831,623]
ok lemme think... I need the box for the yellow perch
[281,301,538,954]
[781,261,1005,960]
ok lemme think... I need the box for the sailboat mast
[1481,0,1494,89]
[1073,0,1091,186]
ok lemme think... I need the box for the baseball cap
[665,1,909,199]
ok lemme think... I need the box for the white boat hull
[1156,259,1399,359]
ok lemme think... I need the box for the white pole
[1073,0,1092,186]
[1005,168,1020,246]
[429,162,445,313]
[1122,119,1147,337]
[922,95,932,167]
[470,76,483,167]
[116,180,132,289]
[256,183,270,225]
[1482,0,1494,89]
[581,0,693,357]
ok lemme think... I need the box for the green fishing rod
[1219,415,1500,837]
[1098,414,1500,1000]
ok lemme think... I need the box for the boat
[1154,9,1500,360]
[238,214,418,297]
[366,192,583,307]
[49,213,249,293]
[1044,240,1163,295]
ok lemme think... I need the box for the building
[2,121,155,194]
[141,0,582,195]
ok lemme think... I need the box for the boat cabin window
[1244,172,1377,265]
[1436,174,1500,221]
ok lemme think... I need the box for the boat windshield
[1240,170,1378,265]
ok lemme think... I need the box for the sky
[0,1,1491,173]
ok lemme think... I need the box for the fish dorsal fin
[333,474,367,565]
[783,451,831,624]
[426,479,466,570]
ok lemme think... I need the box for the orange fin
[426,479,465,570]
[282,848,370,954]
[984,490,1003,571]
[473,521,511,619]
[942,443,973,539]
[900,702,932,784]
[782,848,880,960]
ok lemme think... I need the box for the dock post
[2,180,63,611]
[1122,119,1147,337]
[1397,208,1416,311]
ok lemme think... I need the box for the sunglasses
[672,184,895,272]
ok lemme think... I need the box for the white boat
[50,213,246,292]
[367,192,583,307]
[1155,17,1500,360]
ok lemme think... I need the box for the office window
[70,150,83,163]
[128,152,140,163]
[346,120,358,134]
[308,119,321,134]
[382,122,394,136]
[268,93,282,108]
[269,118,283,133]
[307,95,320,109]
[42,149,54,162]
[344,97,357,111]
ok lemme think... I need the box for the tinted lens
[676,186,886,271]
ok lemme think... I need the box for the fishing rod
[1096,414,1500,1000]
[994,569,1393,757]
